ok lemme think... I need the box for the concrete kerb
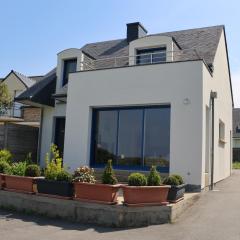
[0,190,200,227]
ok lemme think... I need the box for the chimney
[126,22,147,42]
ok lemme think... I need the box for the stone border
[0,190,200,227]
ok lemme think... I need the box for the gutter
[210,91,217,190]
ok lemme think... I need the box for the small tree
[147,166,161,186]
[102,159,118,185]
[0,83,12,115]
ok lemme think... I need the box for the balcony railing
[0,104,22,118]
[81,49,202,71]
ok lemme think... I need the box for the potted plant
[4,162,42,193]
[73,160,120,204]
[122,166,170,206]
[0,161,11,189]
[36,144,73,199]
[163,174,186,202]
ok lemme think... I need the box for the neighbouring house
[0,70,43,161]
[0,70,43,120]
[16,22,233,191]
[232,108,240,162]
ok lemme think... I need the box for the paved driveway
[1,171,240,240]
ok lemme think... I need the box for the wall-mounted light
[183,98,191,105]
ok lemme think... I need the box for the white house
[16,22,233,191]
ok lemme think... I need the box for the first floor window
[136,47,166,65]
[62,58,77,86]
[91,106,170,170]
[219,120,225,142]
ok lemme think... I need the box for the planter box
[36,179,73,199]
[4,175,41,193]
[167,184,186,202]
[74,182,120,204]
[122,185,171,206]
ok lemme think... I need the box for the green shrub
[102,159,118,185]
[147,166,161,186]
[172,174,184,185]
[44,144,63,180]
[163,175,180,186]
[0,161,11,174]
[56,170,72,182]
[73,166,96,183]
[25,164,41,177]
[11,162,27,176]
[25,152,33,165]
[0,149,12,163]
[128,173,147,186]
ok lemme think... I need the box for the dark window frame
[62,58,77,86]
[136,46,167,65]
[90,105,170,172]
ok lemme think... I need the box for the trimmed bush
[56,170,72,182]
[128,173,147,186]
[163,175,180,186]
[102,159,118,185]
[0,149,12,163]
[73,166,96,183]
[25,164,41,177]
[10,162,27,176]
[0,161,11,174]
[172,174,184,185]
[147,166,161,186]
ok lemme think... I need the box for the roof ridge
[148,25,224,37]
[81,38,126,48]
[13,70,34,81]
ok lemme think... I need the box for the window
[219,120,225,142]
[62,58,77,86]
[236,124,240,133]
[91,106,170,171]
[136,47,166,65]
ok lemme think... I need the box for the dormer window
[136,47,166,65]
[62,58,77,86]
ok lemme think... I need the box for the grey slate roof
[81,25,224,65]
[233,109,240,138]
[15,68,56,107]
[12,71,36,88]
[15,25,225,107]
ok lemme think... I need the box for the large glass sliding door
[144,108,170,167]
[91,106,170,171]
[117,109,143,166]
[94,110,118,164]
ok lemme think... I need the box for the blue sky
[1,0,240,105]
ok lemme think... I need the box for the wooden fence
[0,122,39,162]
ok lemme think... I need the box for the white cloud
[232,68,240,108]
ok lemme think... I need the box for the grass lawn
[233,162,240,169]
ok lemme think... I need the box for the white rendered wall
[202,30,233,187]
[39,103,66,166]
[64,61,204,186]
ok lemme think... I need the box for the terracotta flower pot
[74,182,121,204]
[122,185,171,206]
[4,175,42,193]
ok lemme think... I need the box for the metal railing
[81,49,201,71]
[0,105,22,118]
